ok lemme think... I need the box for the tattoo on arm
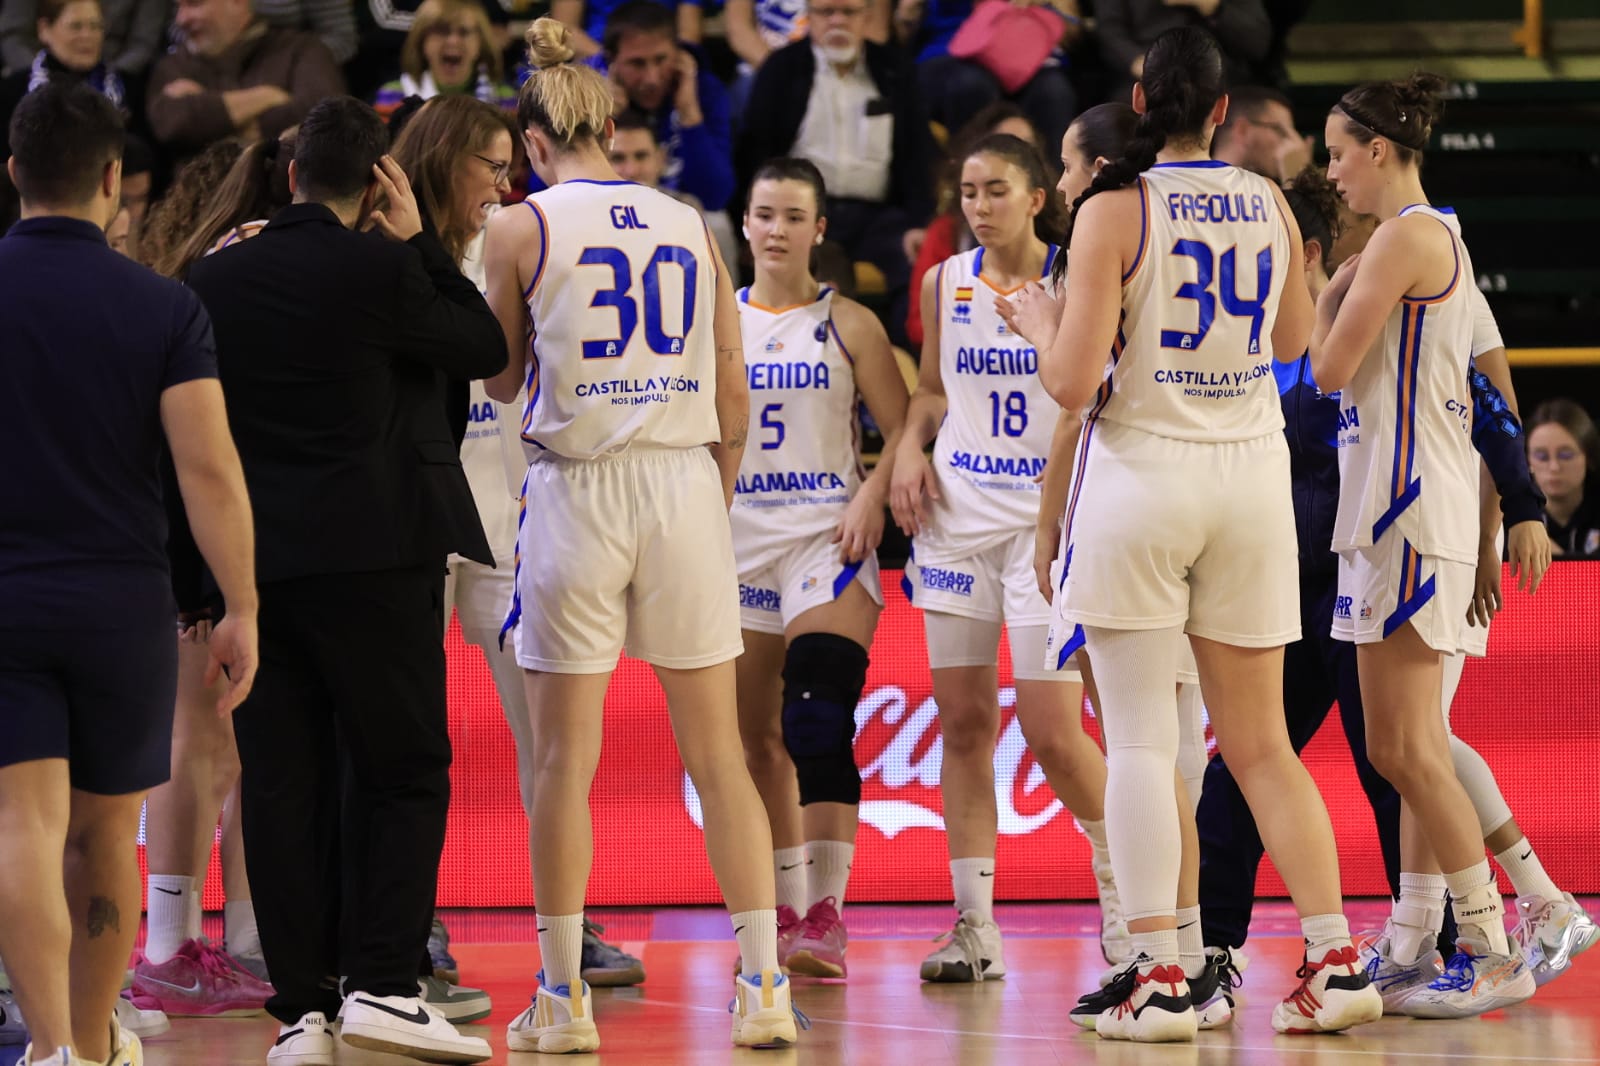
[727,416,749,451]
[87,896,121,938]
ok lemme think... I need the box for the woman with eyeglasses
[1525,399,1600,560]
[373,0,517,120]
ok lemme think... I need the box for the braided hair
[1058,27,1225,257]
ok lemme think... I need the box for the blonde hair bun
[526,17,576,70]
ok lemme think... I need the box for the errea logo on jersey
[952,286,973,325]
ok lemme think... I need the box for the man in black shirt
[185,95,503,1065]
[0,83,257,1066]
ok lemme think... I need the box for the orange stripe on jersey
[1391,305,1418,502]
[523,200,551,299]
[1121,178,1150,284]
[978,275,1028,297]
[1401,216,1461,305]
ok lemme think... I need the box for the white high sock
[732,910,780,976]
[773,847,808,915]
[1301,913,1353,956]
[224,899,261,959]
[536,912,584,992]
[950,858,995,923]
[1444,861,1510,955]
[1494,840,1563,903]
[1083,625,1184,923]
[1176,683,1207,816]
[145,875,194,964]
[1176,905,1205,979]
[807,840,854,913]
[1131,927,1180,968]
[1389,872,1446,965]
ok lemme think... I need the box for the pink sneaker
[133,938,272,1017]
[786,898,848,978]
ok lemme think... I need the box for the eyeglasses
[1530,447,1581,465]
[812,4,866,19]
[474,154,512,184]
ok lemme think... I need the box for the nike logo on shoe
[352,999,431,1025]
[139,976,201,994]
[273,1029,304,1046]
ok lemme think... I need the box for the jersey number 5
[578,245,698,359]
[1160,240,1272,355]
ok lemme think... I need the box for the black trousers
[827,197,914,345]
[1196,567,1406,949]
[234,565,451,1024]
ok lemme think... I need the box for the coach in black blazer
[186,97,504,1048]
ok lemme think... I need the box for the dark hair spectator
[1526,399,1600,560]
[7,72,123,205]
[551,0,704,60]
[1211,83,1308,182]
[609,105,698,209]
[158,130,297,278]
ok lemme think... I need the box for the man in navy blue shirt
[0,83,257,1066]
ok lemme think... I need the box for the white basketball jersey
[520,180,720,459]
[920,246,1057,559]
[1097,162,1293,442]
[730,287,861,550]
[1332,204,1479,564]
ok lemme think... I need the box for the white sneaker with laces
[1402,937,1537,1019]
[730,972,800,1048]
[267,1011,334,1066]
[505,978,600,1054]
[919,910,1006,982]
[339,992,490,1064]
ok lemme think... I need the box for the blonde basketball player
[1007,28,1381,1041]
[732,157,909,978]
[483,19,800,1053]
[890,132,1116,984]
[1314,72,1546,1018]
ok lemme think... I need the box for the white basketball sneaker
[1270,944,1383,1034]
[730,972,802,1048]
[1402,937,1537,1019]
[919,910,1006,982]
[339,991,491,1063]
[1094,960,1197,1043]
[1513,893,1600,987]
[266,1011,334,1066]
[505,977,600,1054]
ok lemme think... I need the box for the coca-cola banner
[425,564,1600,906]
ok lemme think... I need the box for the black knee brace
[781,633,869,807]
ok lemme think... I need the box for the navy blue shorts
[0,613,178,795]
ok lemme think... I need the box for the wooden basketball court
[10,901,1597,1065]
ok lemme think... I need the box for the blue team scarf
[28,49,125,110]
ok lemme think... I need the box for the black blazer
[187,203,506,584]
[736,40,936,224]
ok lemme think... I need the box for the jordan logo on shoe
[273,1028,305,1046]
[353,999,431,1025]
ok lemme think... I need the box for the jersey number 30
[1160,240,1272,355]
[578,245,698,360]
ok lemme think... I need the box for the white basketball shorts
[1331,535,1474,654]
[736,532,883,636]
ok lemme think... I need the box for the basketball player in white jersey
[732,157,909,979]
[1008,28,1381,1041]
[889,133,1118,984]
[1011,104,1239,1028]
[481,19,800,1053]
[1313,72,1538,1018]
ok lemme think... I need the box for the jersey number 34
[578,245,698,360]
[1160,240,1272,355]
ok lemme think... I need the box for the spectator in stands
[1094,0,1270,104]
[147,0,344,157]
[138,138,245,270]
[0,0,167,81]
[739,0,935,342]
[1,0,137,157]
[374,0,517,118]
[1526,399,1600,560]
[724,0,890,124]
[1210,83,1310,182]
[896,0,1081,155]
[609,106,700,209]
[553,0,702,58]
[348,0,519,103]
[602,0,734,213]
[210,0,359,65]
[905,100,1042,349]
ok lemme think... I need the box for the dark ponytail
[164,131,296,278]
[1057,26,1224,268]
[964,132,1068,248]
[1332,71,1447,167]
